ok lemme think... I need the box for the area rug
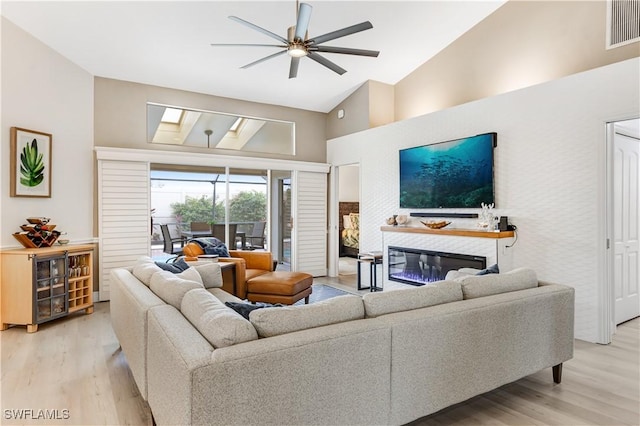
[295,284,355,305]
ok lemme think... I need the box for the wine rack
[67,252,92,312]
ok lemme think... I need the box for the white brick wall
[328,59,640,343]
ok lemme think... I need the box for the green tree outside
[170,195,224,224]
[229,191,267,222]
[170,191,266,225]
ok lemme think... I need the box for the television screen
[399,132,496,209]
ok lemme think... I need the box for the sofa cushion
[181,289,258,348]
[132,257,164,287]
[249,294,364,338]
[208,288,243,304]
[192,262,223,289]
[224,301,276,320]
[362,280,463,318]
[150,270,204,309]
[458,267,538,299]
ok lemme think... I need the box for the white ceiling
[1,1,506,113]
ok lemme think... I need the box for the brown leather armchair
[183,242,273,299]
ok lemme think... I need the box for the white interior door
[613,127,640,324]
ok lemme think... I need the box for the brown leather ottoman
[246,271,313,305]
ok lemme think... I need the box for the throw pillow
[225,302,265,320]
[155,258,190,273]
[224,301,283,320]
[193,262,223,289]
[181,289,258,348]
[476,264,499,275]
[176,267,204,285]
[149,270,204,309]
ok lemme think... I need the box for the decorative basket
[421,220,451,229]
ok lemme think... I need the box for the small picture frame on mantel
[10,127,52,198]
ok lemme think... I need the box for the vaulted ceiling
[1,1,506,112]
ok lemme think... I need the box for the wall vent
[607,0,640,49]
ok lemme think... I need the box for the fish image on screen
[399,133,496,209]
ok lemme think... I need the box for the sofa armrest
[110,268,165,400]
[147,305,214,426]
[229,250,273,271]
[218,257,246,298]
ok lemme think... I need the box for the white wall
[328,58,640,343]
[338,164,360,202]
[1,18,94,248]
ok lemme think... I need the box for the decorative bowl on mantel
[421,220,451,229]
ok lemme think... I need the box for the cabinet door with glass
[33,253,68,323]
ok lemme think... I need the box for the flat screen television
[399,132,496,209]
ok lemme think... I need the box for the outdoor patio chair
[211,223,238,248]
[246,221,266,249]
[160,224,186,255]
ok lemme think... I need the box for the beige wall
[326,82,370,140]
[326,80,395,140]
[94,78,328,163]
[395,0,640,121]
[368,81,395,129]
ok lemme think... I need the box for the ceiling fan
[211,1,379,79]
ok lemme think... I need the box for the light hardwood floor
[1,301,638,426]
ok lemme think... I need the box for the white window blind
[98,160,150,300]
[292,171,328,276]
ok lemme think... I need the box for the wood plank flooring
[1,300,638,426]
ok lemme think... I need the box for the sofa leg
[552,363,563,384]
[304,295,310,304]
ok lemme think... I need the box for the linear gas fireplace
[388,246,486,286]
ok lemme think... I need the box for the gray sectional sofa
[110,258,574,425]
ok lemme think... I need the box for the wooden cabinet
[1,244,94,333]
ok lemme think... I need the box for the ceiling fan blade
[308,21,373,45]
[211,43,287,48]
[294,3,313,41]
[240,50,288,69]
[312,46,379,57]
[306,52,347,75]
[289,57,301,79]
[229,16,289,44]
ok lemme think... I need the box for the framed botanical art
[10,127,52,198]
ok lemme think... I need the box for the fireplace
[388,246,486,286]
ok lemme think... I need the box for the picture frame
[10,127,52,198]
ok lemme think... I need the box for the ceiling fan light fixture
[214,3,378,77]
[287,44,307,57]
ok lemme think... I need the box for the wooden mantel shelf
[380,226,514,239]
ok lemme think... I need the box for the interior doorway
[271,171,292,270]
[337,164,360,277]
[609,118,640,328]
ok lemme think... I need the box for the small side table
[357,252,383,292]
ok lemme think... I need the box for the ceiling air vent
[607,0,640,48]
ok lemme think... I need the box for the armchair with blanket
[183,241,273,299]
